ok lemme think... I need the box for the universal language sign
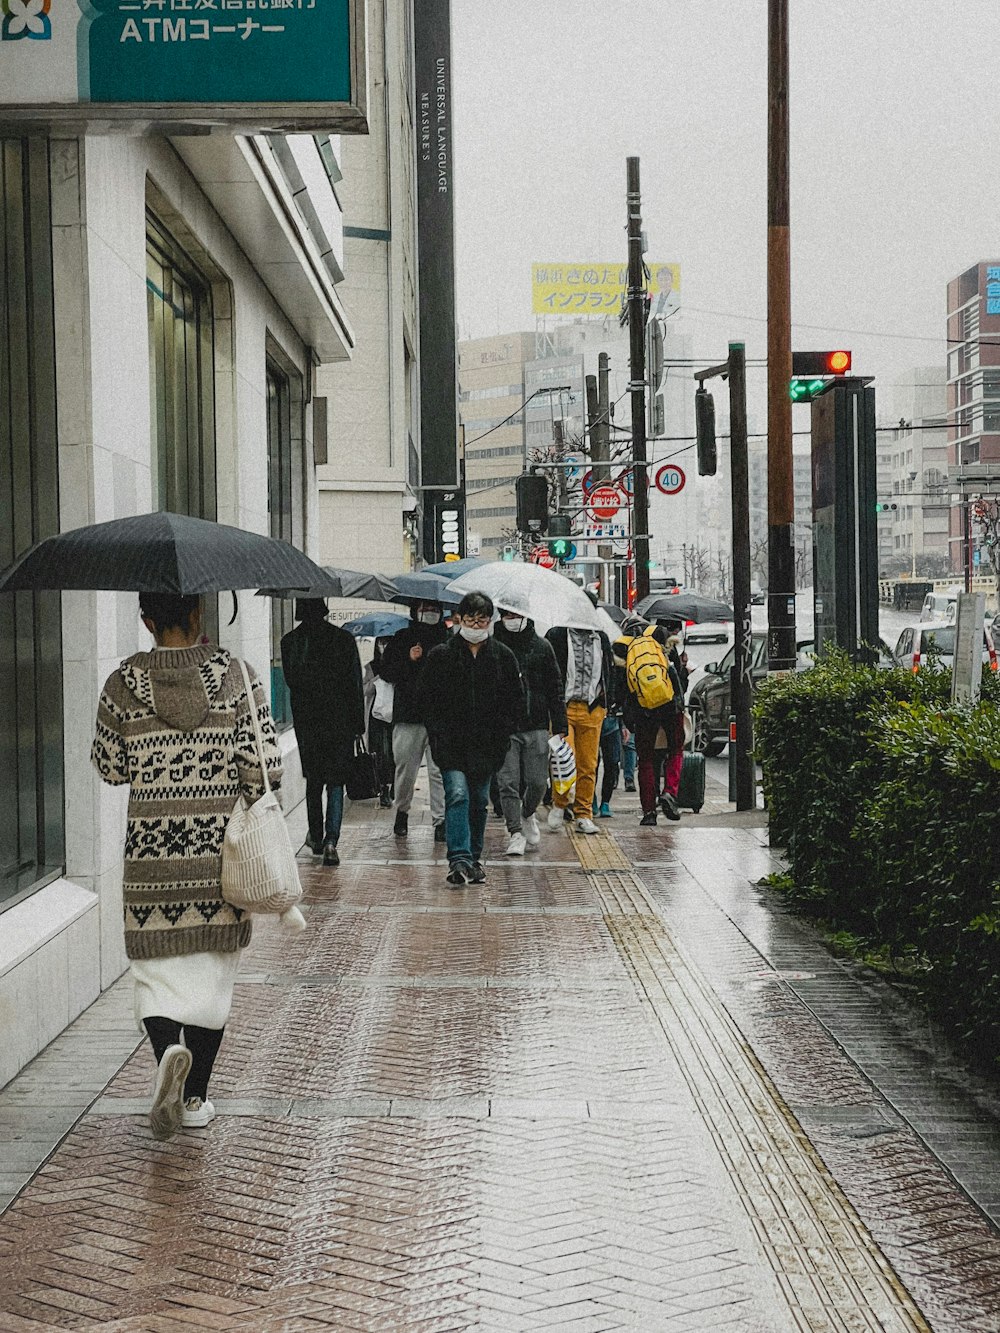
[0,0,366,132]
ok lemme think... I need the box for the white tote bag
[372,676,395,724]
[221,659,305,930]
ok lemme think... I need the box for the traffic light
[438,507,461,559]
[548,514,571,538]
[875,502,899,513]
[548,536,572,560]
[501,544,518,561]
[695,387,717,475]
[547,513,573,561]
[790,350,852,403]
[516,472,548,534]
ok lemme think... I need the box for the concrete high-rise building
[946,261,1000,576]
[879,368,950,577]
[458,333,535,555]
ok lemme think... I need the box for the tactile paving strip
[570,837,929,1331]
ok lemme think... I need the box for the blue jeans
[306,780,344,845]
[442,770,490,866]
[623,732,637,783]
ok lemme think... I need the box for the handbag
[548,733,576,798]
[345,737,380,801]
[372,676,394,724]
[221,658,305,928]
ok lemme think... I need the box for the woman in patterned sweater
[92,593,282,1141]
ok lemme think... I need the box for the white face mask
[459,625,490,644]
[417,610,440,625]
[502,616,527,633]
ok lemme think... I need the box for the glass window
[0,138,64,911]
[146,215,217,522]
[266,357,305,730]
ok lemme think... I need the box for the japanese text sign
[532,262,680,317]
[0,0,366,132]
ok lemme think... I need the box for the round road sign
[655,464,686,496]
[531,546,557,569]
[588,485,622,520]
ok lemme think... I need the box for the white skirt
[131,950,242,1031]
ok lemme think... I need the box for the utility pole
[767,0,796,672]
[729,343,754,810]
[627,157,651,604]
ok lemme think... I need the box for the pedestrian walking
[91,593,282,1141]
[593,712,623,817]
[419,592,524,885]
[618,623,684,826]
[493,607,567,855]
[281,598,365,866]
[364,636,396,807]
[378,599,448,840]
[544,620,614,835]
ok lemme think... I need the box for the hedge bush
[754,653,1000,1070]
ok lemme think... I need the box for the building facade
[946,261,1000,576]
[879,368,950,577]
[316,0,422,575]
[458,333,534,555]
[0,127,354,1083]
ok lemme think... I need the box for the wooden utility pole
[767,0,796,671]
[627,157,650,603]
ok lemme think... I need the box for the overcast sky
[452,0,1000,420]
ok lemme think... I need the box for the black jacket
[619,626,685,731]
[281,619,364,783]
[493,619,568,735]
[377,615,449,725]
[418,634,525,779]
[545,626,615,713]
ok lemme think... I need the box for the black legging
[144,1017,225,1103]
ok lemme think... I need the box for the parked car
[919,588,961,622]
[894,620,998,673]
[688,634,900,756]
[683,617,730,645]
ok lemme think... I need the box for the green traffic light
[789,377,827,403]
[549,538,570,558]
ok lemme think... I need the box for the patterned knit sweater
[92,644,282,961]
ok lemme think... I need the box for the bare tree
[749,537,768,589]
[972,496,1000,602]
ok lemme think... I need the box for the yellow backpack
[625,627,674,711]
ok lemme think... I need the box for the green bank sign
[0,0,366,132]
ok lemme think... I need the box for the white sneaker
[524,814,541,847]
[547,807,565,832]
[505,832,527,856]
[181,1097,217,1128]
[576,817,599,835]
[149,1044,192,1142]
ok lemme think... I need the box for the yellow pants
[555,701,606,817]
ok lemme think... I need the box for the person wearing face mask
[418,592,525,886]
[493,606,567,856]
[378,599,449,840]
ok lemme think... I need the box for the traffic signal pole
[626,157,651,605]
[767,0,796,672]
[729,343,755,810]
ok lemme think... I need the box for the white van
[919,588,961,622]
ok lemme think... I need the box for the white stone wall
[1,130,333,1086]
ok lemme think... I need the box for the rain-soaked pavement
[2,764,1000,1331]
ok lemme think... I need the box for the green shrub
[755,654,1000,1071]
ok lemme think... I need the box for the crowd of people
[91,583,693,1138]
[280,586,694,886]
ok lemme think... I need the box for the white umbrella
[449,562,616,636]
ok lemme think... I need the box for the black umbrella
[257,567,398,602]
[635,592,734,623]
[0,511,328,594]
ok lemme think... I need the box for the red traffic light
[791,350,852,377]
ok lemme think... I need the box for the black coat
[377,618,449,725]
[493,619,568,735]
[545,626,615,713]
[281,619,364,783]
[418,634,525,779]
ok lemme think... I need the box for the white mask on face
[417,610,441,625]
[459,625,490,644]
[502,616,527,633]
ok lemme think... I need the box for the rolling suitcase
[676,752,705,813]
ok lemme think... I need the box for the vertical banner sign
[414,0,458,494]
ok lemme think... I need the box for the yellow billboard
[531,262,680,316]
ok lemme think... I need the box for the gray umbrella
[257,567,399,601]
[0,511,327,594]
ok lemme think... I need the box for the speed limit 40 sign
[654,464,686,495]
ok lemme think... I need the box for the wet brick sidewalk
[0,782,999,1330]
